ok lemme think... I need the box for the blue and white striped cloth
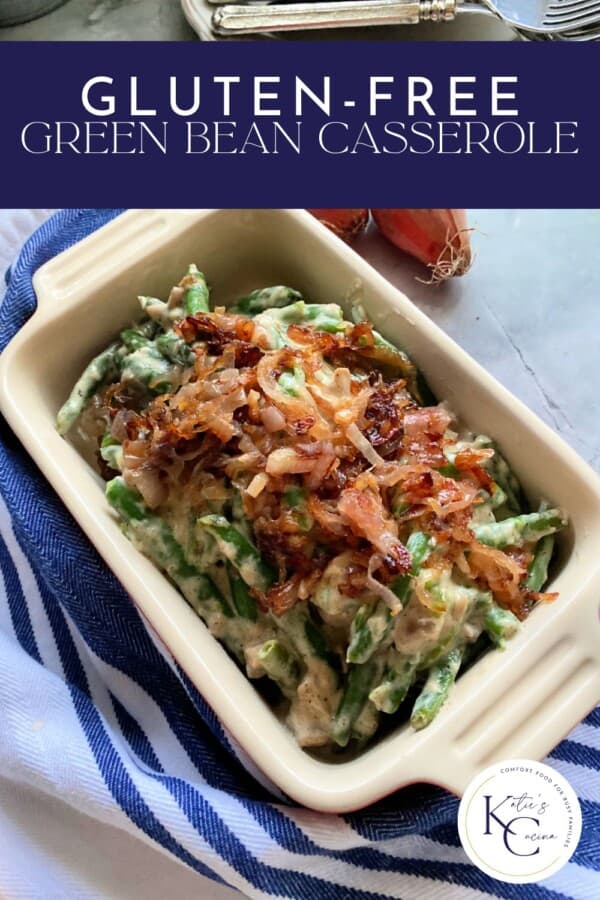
[0,209,598,900]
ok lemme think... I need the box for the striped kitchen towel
[0,209,598,900]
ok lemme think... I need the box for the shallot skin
[371,209,472,282]
[307,209,369,242]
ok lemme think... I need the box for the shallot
[307,209,369,242]
[371,209,472,282]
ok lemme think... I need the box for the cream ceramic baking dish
[1,208,599,813]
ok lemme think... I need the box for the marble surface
[1,208,599,471]
[359,209,600,471]
[0,0,515,41]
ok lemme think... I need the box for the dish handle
[407,573,600,798]
[32,209,210,308]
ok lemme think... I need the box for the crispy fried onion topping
[107,308,535,617]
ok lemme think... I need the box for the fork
[524,20,600,35]
[211,0,600,36]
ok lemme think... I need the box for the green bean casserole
[57,266,567,750]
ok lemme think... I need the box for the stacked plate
[0,0,67,26]
[182,0,599,39]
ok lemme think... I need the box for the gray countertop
[359,209,600,470]
[1,209,598,470]
[0,0,515,41]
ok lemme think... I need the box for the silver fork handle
[213,0,457,34]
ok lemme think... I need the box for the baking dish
[1,208,599,813]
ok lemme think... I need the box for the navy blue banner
[0,41,597,207]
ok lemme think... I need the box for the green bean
[390,532,433,600]
[106,476,147,521]
[138,296,177,331]
[369,653,418,714]
[56,343,121,435]
[371,582,485,715]
[346,604,387,665]
[183,264,210,316]
[120,324,193,382]
[198,514,275,592]
[278,366,305,397]
[472,509,566,549]
[270,301,346,334]
[351,302,434,404]
[355,328,416,372]
[347,532,432,665]
[445,439,506,511]
[228,564,258,621]
[352,330,425,403]
[106,478,234,623]
[272,604,339,677]
[100,434,123,472]
[258,639,301,695]
[155,331,195,366]
[489,482,508,510]
[333,659,381,748]
[346,599,392,665]
[231,285,302,315]
[483,603,520,647]
[490,444,523,515]
[301,303,347,332]
[138,318,159,339]
[283,485,312,531]
[274,607,314,660]
[417,585,486,670]
[230,488,253,540]
[410,646,463,731]
[525,533,556,592]
[303,616,341,672]
[438,463,460,478]
[120,344,176,393]
[352,695,381,744]
[120,328,152,352]
[283,485,307,508]
[250,302,345,350]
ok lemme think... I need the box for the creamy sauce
[287,660,340,747]
[312,553,362,620]
[393,569,478,663]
